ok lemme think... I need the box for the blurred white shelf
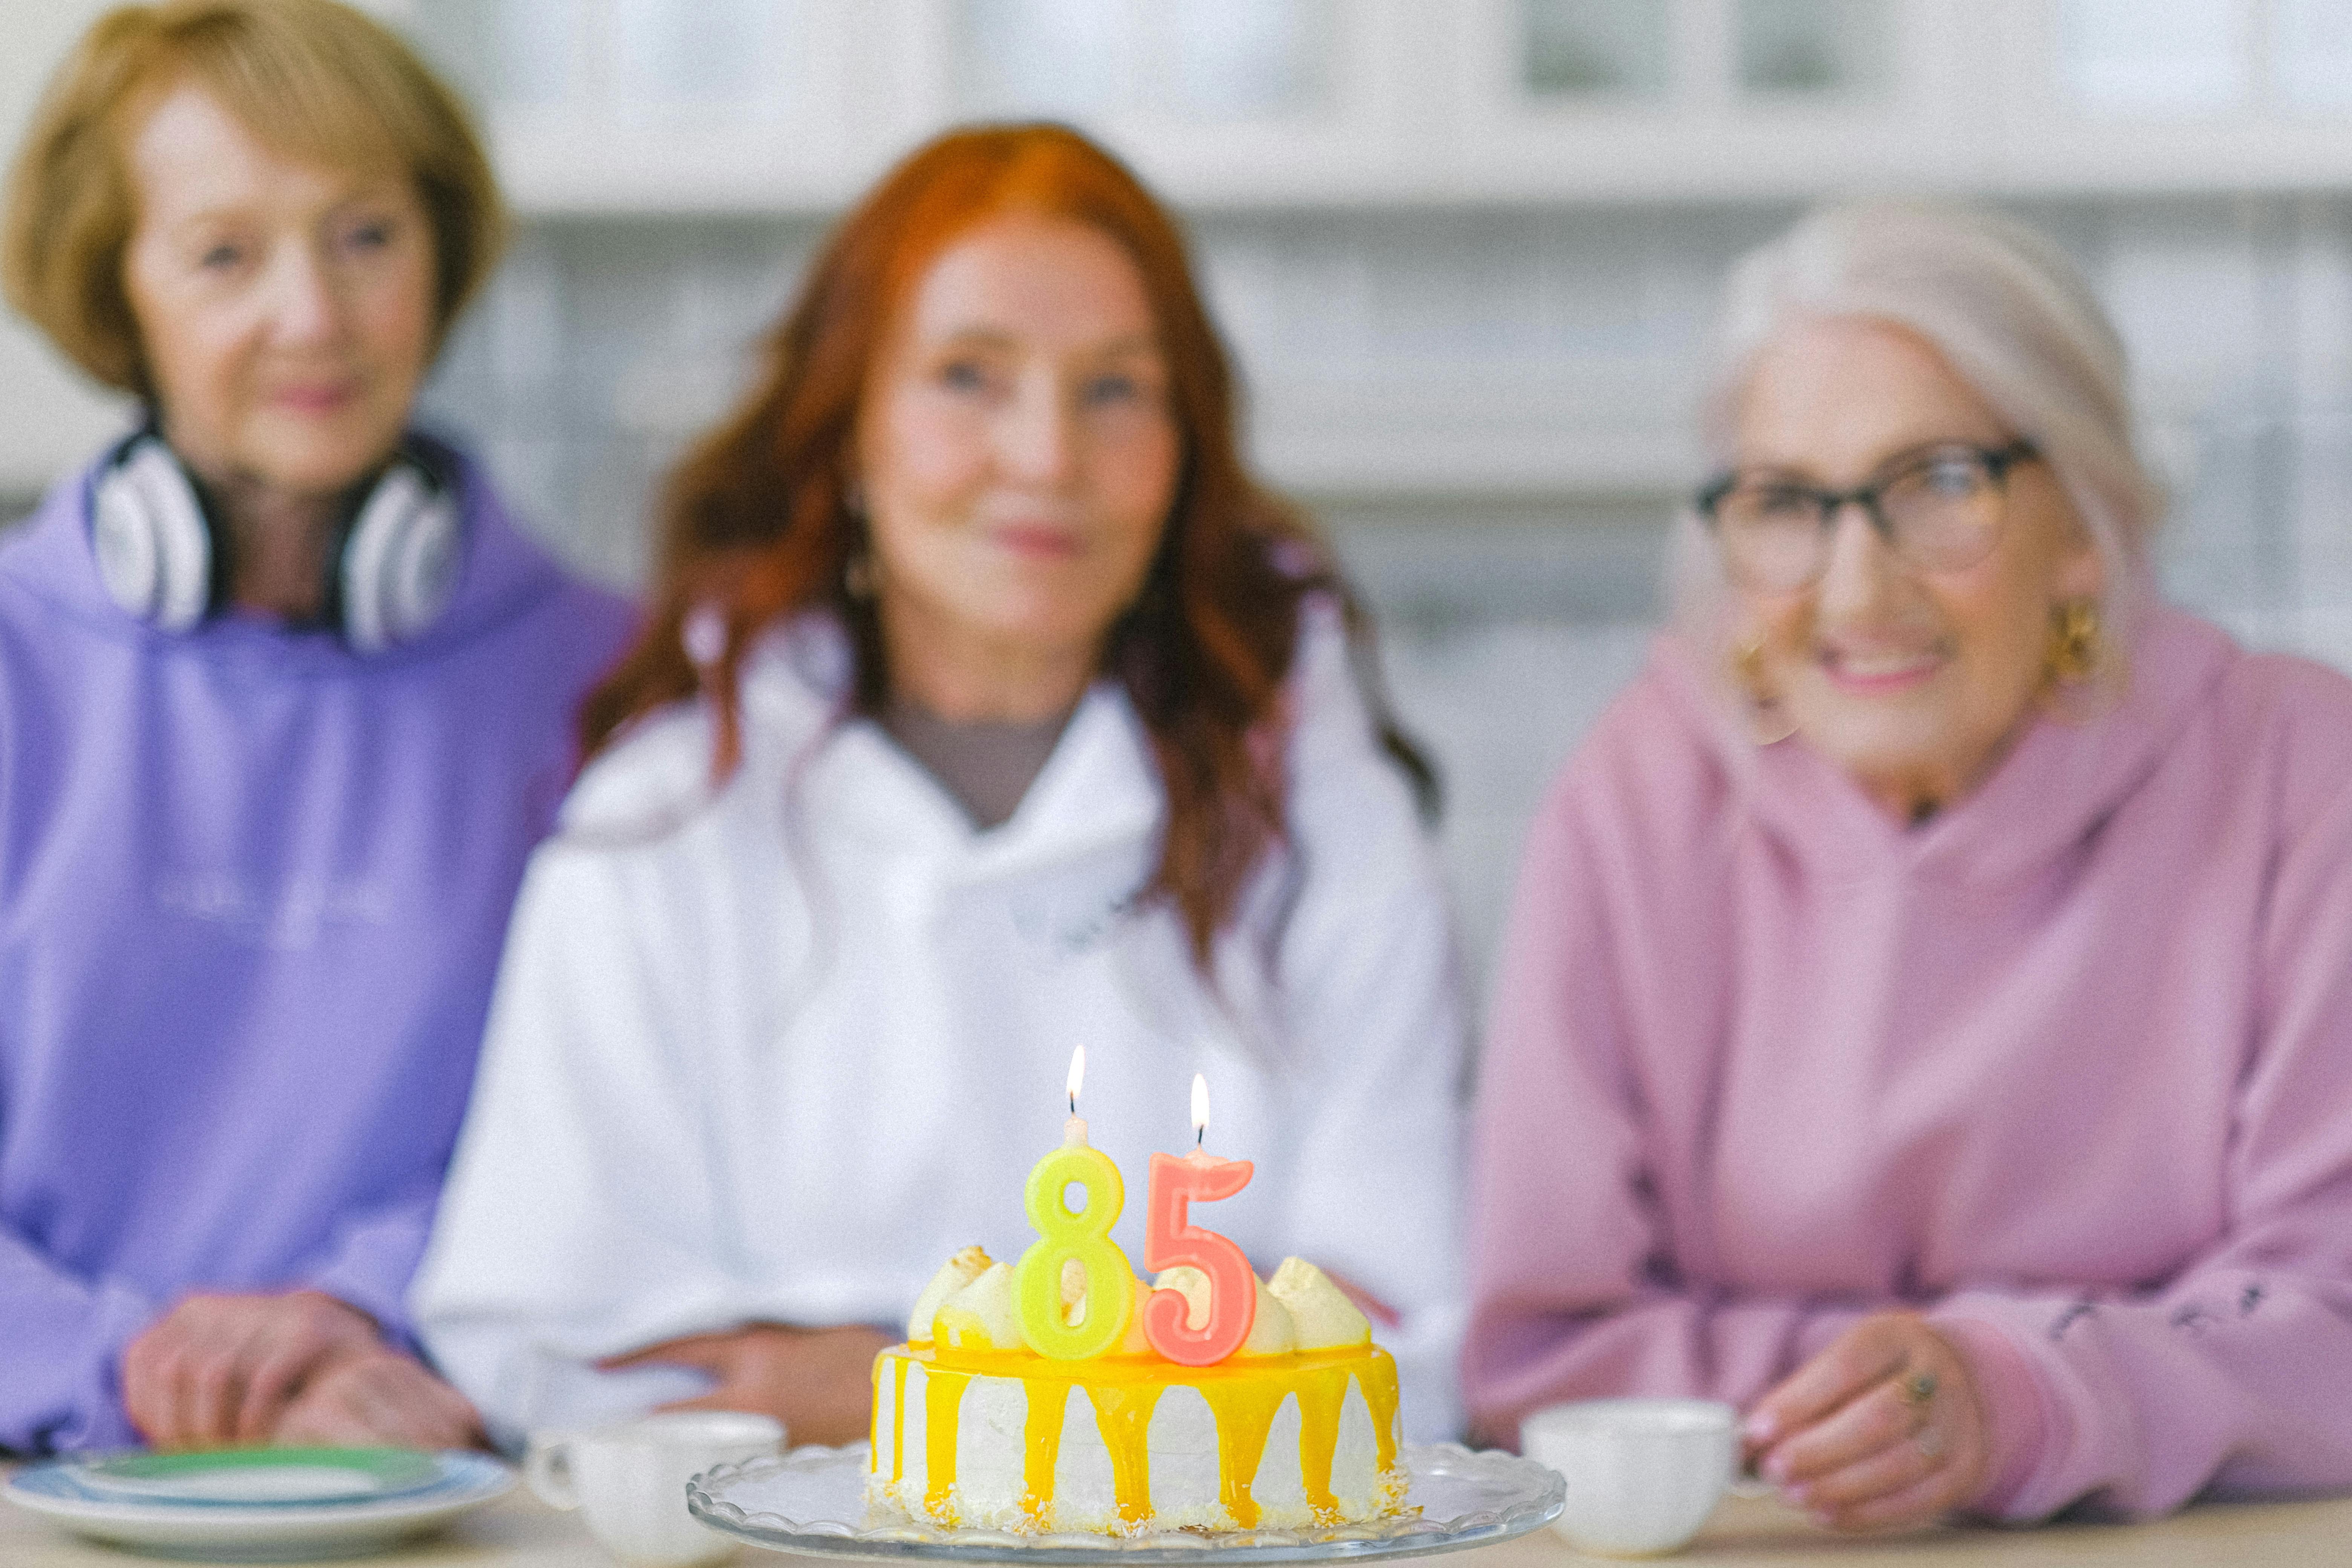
[377,0,2352,216]
[1251,369,1699,498]
[489,118,859,213]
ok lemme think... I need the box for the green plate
[64,1447,445,1506]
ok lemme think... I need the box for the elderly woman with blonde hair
[1464,203,2352,1529]
[0,0,630,1453]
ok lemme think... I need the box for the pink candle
[1142,1074,1257,1365]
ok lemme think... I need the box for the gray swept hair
[1669,201,2164,695]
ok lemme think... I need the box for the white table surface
[9,1464,2352,1567]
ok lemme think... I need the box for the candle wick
[1195,1126,1204,1150]
[1069,1092,1076,1116]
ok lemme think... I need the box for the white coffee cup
[1521,1397,1736,1558]
[525,1410,784,1566]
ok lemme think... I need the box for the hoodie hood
[1646,605,2237,890]
[0,433,582,674]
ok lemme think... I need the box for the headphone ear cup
[91,438,213,632]
[340,462,462,654]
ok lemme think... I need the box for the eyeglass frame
[1693,439,2043,591]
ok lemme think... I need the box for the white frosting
[909,1247,993,1343]
[1267,1258,1370,1350]
[1242,1277,1298,1355]
[1147,1268,1296,1354]
[936,1263,1021,1350]
[1152,1265,1213,1330]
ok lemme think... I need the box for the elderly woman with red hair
[411,125,1466,1449]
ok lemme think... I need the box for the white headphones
[89,433,464,653]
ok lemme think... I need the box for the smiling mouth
[269,382,363,415]
[1818,645,1946,693]
[991,524,1083,559]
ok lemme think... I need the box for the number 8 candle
[1142,1074,1256,1365]
[1015,1046,1138,1360]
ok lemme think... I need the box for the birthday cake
[865,1064,1405,1536]
[868,1249,1403,1534]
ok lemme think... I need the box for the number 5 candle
[1015,1046,1137,1360]
[1142,1074,1257,1365]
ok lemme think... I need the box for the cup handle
[1728,1434,1770,1497]
[524,1435,580,1511]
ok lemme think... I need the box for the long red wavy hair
[580,123,1429,963]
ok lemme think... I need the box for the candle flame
[1067,1045,1086,1114]
[1191,1072,1210,1143]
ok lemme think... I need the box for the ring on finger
[1896,1370,1937,1408]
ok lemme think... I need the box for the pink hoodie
[1464,606,2352,1522]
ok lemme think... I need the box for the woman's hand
[271,1349,485,1450]
[1743,1312,1989,1533]
[603,1323,896,1446]
[122,1289,380,1448]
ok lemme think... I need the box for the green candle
[1014,1047,1138,1360]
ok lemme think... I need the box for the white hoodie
[411,604,1467,1446]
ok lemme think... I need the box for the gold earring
[2046,598,2103,686]
[1732,637,1798,746]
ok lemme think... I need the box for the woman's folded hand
[270,1348,485,1450]
[121,1289,381,1449]
[603,1323,897,1447]
[1741,1311,1989,1533]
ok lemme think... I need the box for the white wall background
[3,0,2349,994]
[0,0,138,495]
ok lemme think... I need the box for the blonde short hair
[1673,202,2164,674]
[2,0,505,397]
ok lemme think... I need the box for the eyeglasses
[1694,440,2041,594]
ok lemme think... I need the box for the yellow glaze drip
[923,1367,972,1525]
[1090,1382,1166,1527]
[893,1355,910,1483]
[874,1343,1401,1532]
[1291,1367,1351,1523]
[1195,1376,1289,1528]
[1020,1379,1069,1526]
[1357,1355,1400,1475]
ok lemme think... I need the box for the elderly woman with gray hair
[1463,203,2352,1530]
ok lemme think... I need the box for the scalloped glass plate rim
[688,1441,1565,1563]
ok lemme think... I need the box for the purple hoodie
[0,446,634,1453]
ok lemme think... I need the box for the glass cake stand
[686,1442,1565,1564]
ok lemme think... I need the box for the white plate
[5,1449,514,1562]
[688,1442,1565,1563]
